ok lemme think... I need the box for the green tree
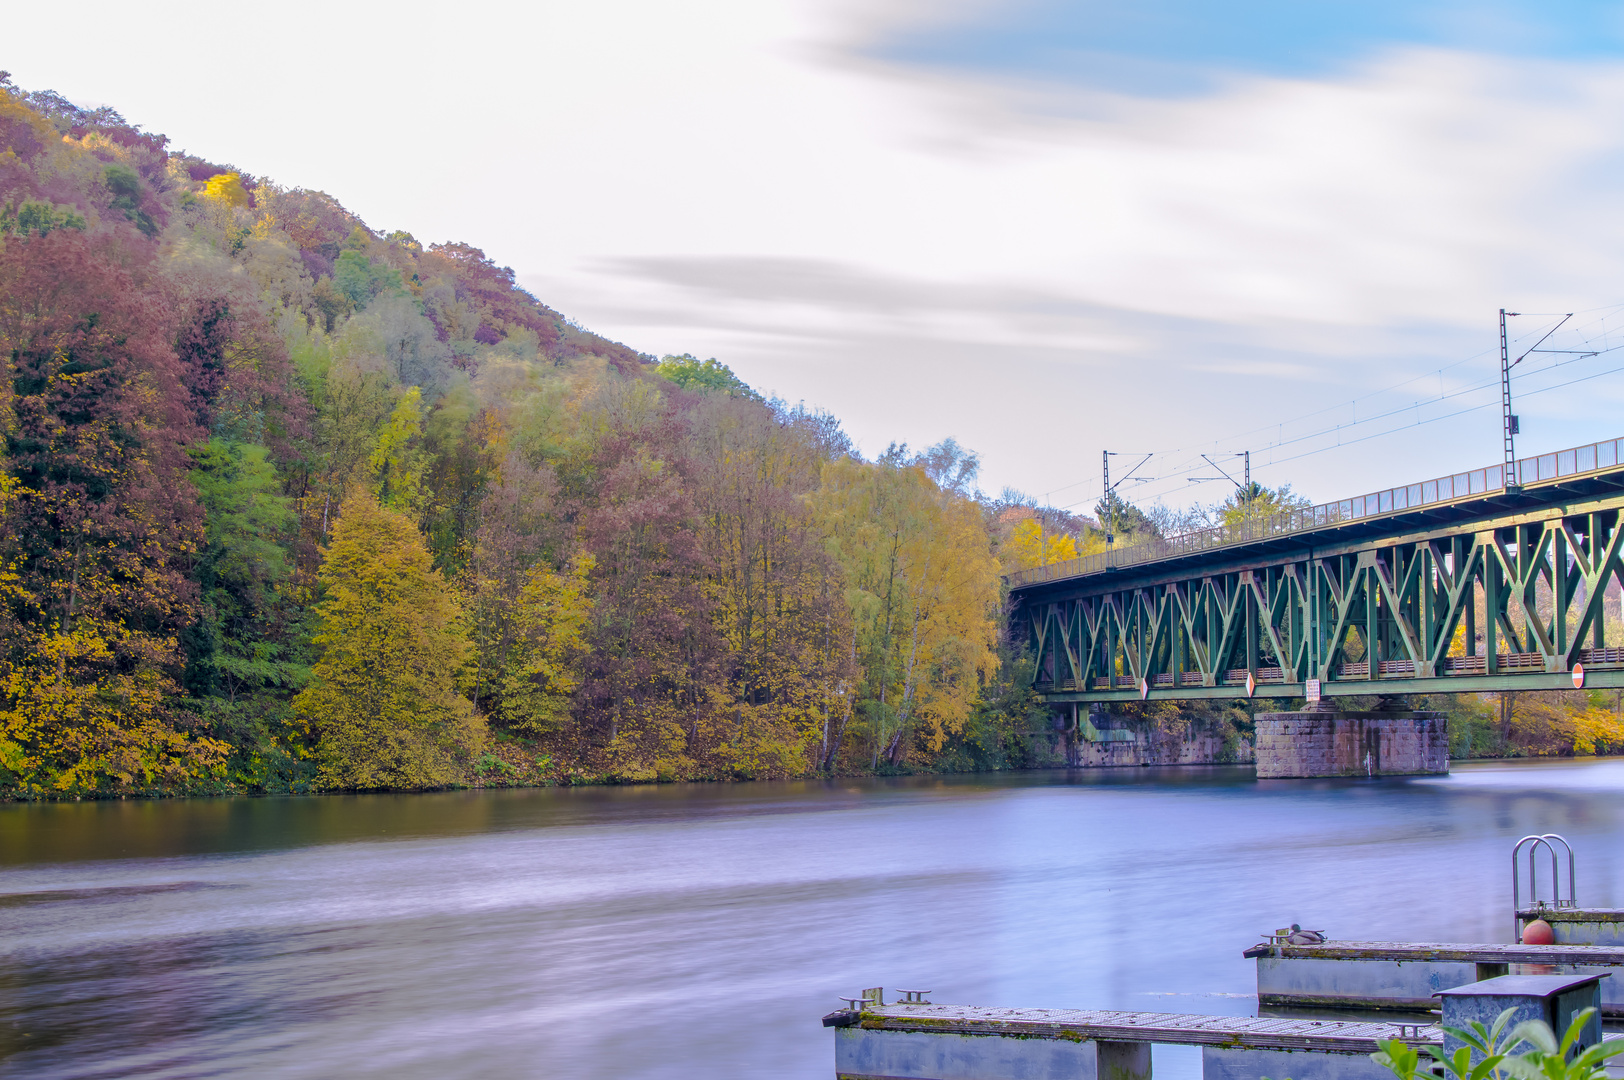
[333,249,405,310]
[944,639,1049,770]
[295,491,483,789]
[185,439,309,790]
[0,200,85,238]
[1094,491,1159,543]
[187,440,300,690]
[655,353,761,400]
[1218,481,1310,528]
[103,163,157,236]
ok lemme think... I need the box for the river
[2,760,1620,1079]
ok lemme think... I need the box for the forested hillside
[0,76,1086,797]
[8,76,1609,799]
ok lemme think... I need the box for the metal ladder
[1512,833,1576,941]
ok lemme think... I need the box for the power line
[1243,335,1624,460]
[1260,358,1624,470]
[1218,305,1624,448]
[1201,354,1624,480]
[1043,324,1624,515]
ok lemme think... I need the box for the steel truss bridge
[1009,436,1624,704]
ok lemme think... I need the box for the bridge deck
[831,1003,1439,1054]
[1009,434,1624,591]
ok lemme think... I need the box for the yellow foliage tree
[295,491,483,789]
[0,626,229,795]
[1004,517,1078,571]
[684,395,858,778]
[202,172,251,208]
[369,386,425,511]
[816,457,1000,766]
[499,557,593,735]
[1570,707,1624,755]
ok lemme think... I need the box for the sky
[10,0,1624,516]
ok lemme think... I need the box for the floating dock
[1247,939,1624,1015]
[821,836,1624,1077]
[1520,908,1624,946]
[825,1002,1438,1080]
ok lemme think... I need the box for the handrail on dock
[1513,833,1577,941]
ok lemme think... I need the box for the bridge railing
[1006,435,1624,588]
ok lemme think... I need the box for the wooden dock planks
[849,1004,1440,1054]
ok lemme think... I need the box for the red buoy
[1522,918,1556,945]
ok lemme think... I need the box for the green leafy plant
[1367,1007,1624,1080]
[1271,1008,1624,1080]
[473,753,514,778]
[1373,1006,1521,1080]
[1493,1009,1624,1080]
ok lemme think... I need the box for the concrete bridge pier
[1255,706,1447,778]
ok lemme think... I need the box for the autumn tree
[1004,517,1079,570]
[201,172,250,209]
[565,379,723,780]
[369,386,427,511]
[295,491,483,789]
[816,444,1001,768]
[684,394,856,777]
[499,557,592,736]
[0,229,225,795]
[461,452,573,714]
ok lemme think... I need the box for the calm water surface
[2,760,1622,1079]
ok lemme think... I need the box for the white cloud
[13,0,1624,508]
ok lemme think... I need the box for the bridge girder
[1018,493,1624,704]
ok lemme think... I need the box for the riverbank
[9,689,1617,801]
[1,709,1257,800]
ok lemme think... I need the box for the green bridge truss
[1012,436,1624,704]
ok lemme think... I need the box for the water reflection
[2,761,1621,1079]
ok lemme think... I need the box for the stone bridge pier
[1254,707,1447,778]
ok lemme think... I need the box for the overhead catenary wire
[1250,357,1624,472]
[1213,303,1624,448]
[1038,310,1624,516]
